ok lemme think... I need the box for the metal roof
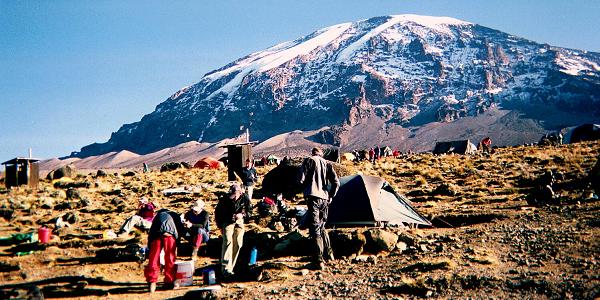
[2,157,41,165]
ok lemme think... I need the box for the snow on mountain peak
[389,14,471,29]
[337,15,471,63]
[202,22,351,100]
[555,52,600,76]
[202,15,472,99]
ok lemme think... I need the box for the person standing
[240,159,258,199]
[215,183,251,277]
[481,137,492,154]
[368,148,375,162]
[182,200,210,260]
[144,209,185,293]
[297,147,340,270]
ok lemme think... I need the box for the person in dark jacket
[240,159,258,199]
[182,200,210,260]
[298,147,340,270]
[215,183,251,277]
[144,209,185,293]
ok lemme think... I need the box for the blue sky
[1,0,599,161]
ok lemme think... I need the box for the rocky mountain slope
[76,14,600,158]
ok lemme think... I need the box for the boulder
[122,171,136,177]
[329,229,366,257]
[96,169,107,177]
[396,241,408,253]
[160,162,190,172]
[47,165,77,180]
[397,231,418,246]
[62,212,79,224]
[432,183,458,196]
[66,188,81,200]
[365,228,398,253]
[39,197,55,209]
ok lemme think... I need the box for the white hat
[139,197,149,204]
[191,200,205,212]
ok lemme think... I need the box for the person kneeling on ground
[144,209,185,293]
[182,200,210,260]
[215,183,251,278]
[117,196,157,237]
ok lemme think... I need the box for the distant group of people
[349,146,399,163]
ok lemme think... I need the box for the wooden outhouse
[2,157,40,189]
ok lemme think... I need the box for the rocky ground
[0,141,599,299]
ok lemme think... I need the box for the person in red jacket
[117,197,157,237]
[481,137,492,154]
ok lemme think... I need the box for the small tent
[433,140,478,155]
[193,157,223,169]
[382,146,393,157]
[570,124,600,143]
[266,154,281,165]
[328,175,431,227]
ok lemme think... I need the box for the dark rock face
[75,15,600,157]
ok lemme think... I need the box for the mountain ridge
[73,14,600,158]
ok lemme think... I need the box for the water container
[203,268,216,285]
[175,260,194,286]
[249,247,258,265]
[38,227,51,244]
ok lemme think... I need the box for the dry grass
[0,141,598,298]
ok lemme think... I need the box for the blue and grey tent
[327,175,431,227]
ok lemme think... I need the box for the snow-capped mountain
[76,14,600,157]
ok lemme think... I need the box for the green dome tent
[328,175,431,228]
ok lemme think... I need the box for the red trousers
[192,233,203,248]
[144,235,176,283]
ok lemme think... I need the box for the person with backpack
[297,147,340,270]
[144,209,186,293]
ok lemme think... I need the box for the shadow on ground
[0,275,147,298]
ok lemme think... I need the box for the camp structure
[2,157,40,189]
[382,146,393,157]
[220,141,256,181]
[193,156,224,169]
[266,154,281,165]
[432,140,478,155]
[569,124,600,143]
[328,175,431,227]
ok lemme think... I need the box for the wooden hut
[220,142,256,181]
[2,157,40,189]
